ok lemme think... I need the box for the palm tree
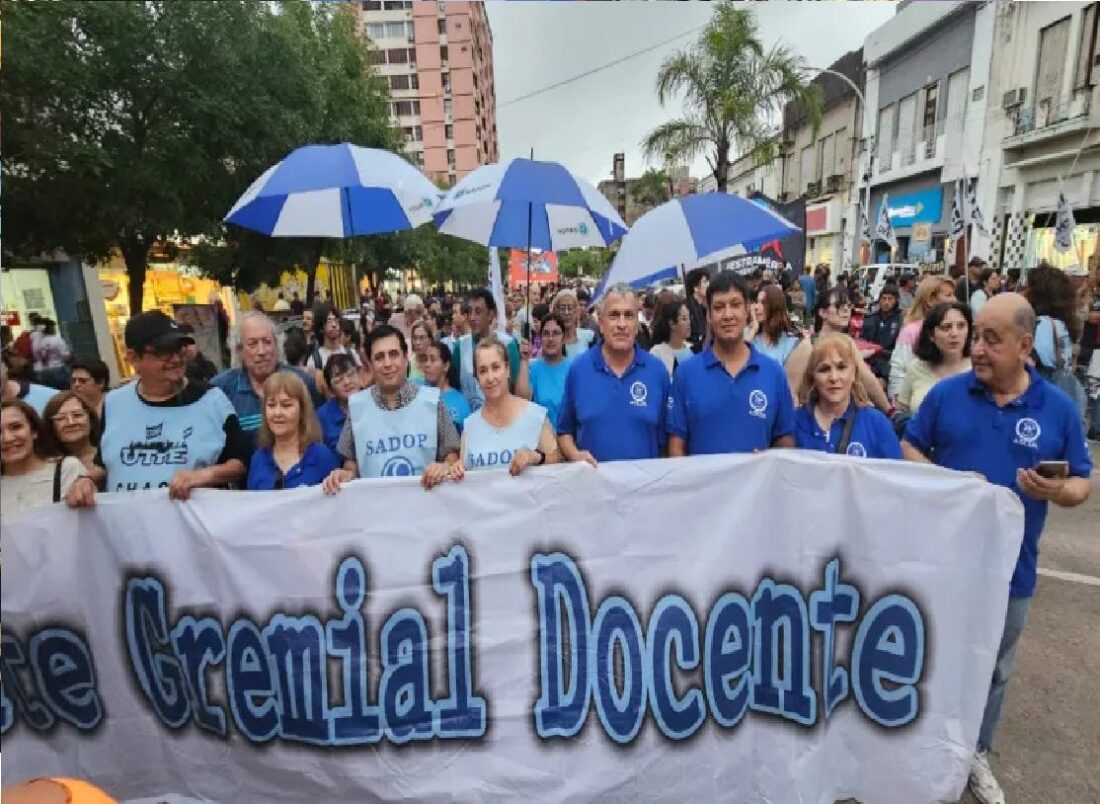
[643,5,823,194]
[630,168,672,209]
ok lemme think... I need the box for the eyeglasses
[51,411,89,424]
[556,304,577,313]
[142,345,185,361]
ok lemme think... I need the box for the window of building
[413,150,424,168]
[438,18,446,35]
[876,105,894,162]
[800,145,814,191]
[445,124,454,140]
[390,75,411,91]
[387,48,408,64]
[444,98,453,115]
[369,49,386,65]
[362,1,382,10]
[393,100,420,117]
[410,74,419,90]
[382,1,411,9]
[447,149,456,166]
[1037,17,1072,123]
[1075,4,1099,89]
[384,21,409,39]
[440,45,449,64]
[366,23,385,40]
[921,82,939,136]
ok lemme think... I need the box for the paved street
[962,444,1100,804]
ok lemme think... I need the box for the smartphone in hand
[1034,460,1069,480]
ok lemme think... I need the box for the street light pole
[802,65,874,268]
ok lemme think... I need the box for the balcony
[871,124,949,185]
[1004,92,1097,151]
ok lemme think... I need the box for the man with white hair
[389,293,424,339]
[212,311,321,454]
[556,283,670,464]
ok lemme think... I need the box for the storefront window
[1026,222,1098,272]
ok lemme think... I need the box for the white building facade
[983,1,1100,272]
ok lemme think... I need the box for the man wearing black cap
[957,256,987,304]
[69,310,248,505]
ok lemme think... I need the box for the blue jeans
[977,595,1031,751]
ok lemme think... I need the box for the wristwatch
[533,449,547,466]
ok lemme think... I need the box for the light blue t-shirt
[441,387,472,434]
[564,328,596,358]
[752,332,802,368]
[463,401,547,471]
[528,356,573,431]
[20,383,57,415]
[1033,315,1074,371]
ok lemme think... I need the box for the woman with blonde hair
[452,337,559,479]
[551,289,596,358]
[247,370,340,490]
[795,333,901,459]
[888,274,957,399]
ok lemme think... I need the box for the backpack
[1037,318,1087,419]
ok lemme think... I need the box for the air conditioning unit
[1002,87,1027,109]
[826,174,843,194]
[806,180,822,197]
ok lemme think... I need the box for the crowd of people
[2,254,1098,804]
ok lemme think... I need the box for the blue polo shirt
[316,399,347,451]
[212,365,322,452]
[668,345,795,455]
[794,403,902,459]
[247,442,342,491]
[557,344,670,461]
[904,366,1092,598]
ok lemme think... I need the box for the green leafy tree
[558,249,611,280]
[630,168,672,210]
[2,0,397,312]
[642,5,822,193]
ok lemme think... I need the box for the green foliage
[642,5,822,193]
[1,0,399,311]
[630,169,672,209]
[558,249,611,280]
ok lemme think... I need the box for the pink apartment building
[357,0,499,185]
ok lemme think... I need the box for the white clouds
[486,2,895,186]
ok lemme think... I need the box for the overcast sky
[484,2,897,187]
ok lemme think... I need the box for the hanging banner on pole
[508,248,558,289]
[1,453,1023,804]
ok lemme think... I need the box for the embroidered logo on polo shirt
[846,442,867,458]
[629,381,649,407]
[1014,417,1041,449]
[748,389,768,419]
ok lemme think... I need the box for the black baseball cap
[968,255,987,267]
[125,310,195,352]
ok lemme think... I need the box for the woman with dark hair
[421,339,470,433]
[969,268,1001,315]
[43,390,103,478]
[1025,262,1088,416]
[1,399,87,515]
[521,313,572,430]
[70,355,110,422]
[649,300,694,376]
[896,302,972,415]
[750,284,811,380]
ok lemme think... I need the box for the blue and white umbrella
[225,143,441,237]
[595,193,800,299]
[432,158,628,251]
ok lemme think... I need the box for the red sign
[806,206,828,234]
[508,249,558,289]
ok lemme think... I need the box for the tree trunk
[121,237,150,315]
[303,239,325,306]
[715,141,731,194]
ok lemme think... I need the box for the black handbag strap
[52,460,63,503]
[836,408,858,455]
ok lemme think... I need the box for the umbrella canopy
[225,143,441,237]
[595,193,800,299]
[432,158,628,251]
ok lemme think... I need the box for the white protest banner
[1,452,1024,804]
